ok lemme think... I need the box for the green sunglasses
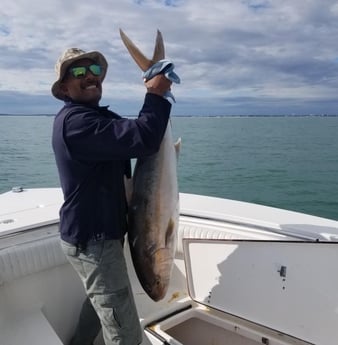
[69,64,102,78]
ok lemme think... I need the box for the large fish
[120,29,180,301]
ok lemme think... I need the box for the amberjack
[120,29,180,301]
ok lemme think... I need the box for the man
[51,47,172,345]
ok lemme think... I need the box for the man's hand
[144,74,172,97]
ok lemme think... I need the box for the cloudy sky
[1,0,338,116]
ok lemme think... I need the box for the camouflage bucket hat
[51,48,108,100]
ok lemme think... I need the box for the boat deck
[1,188,338,344]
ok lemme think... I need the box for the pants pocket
[93,287,130,328]
[60,239,78,257]
[92,286,142,344]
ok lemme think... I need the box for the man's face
[60,58,103,105]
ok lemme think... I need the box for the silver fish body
[128,123,180,301]
[119,29,180,301]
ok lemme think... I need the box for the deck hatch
[183,239,338,344]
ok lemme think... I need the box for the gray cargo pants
[61,238,142,345]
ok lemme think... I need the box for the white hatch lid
[183,238,338,345]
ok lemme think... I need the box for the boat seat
[176,223,234,255]
[0,308,64,345]
[0,235,67,285]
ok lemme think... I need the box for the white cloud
[1,0,338,115]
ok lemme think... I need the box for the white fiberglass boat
[1,187,338,345]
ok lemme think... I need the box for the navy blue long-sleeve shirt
[52,93,171,246]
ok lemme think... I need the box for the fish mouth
[144,276,168,302]
[133,247,172,301]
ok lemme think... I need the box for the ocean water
[1,115,338,220]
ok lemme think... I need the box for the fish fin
[119,29,153,71]
[152,29,165,62]
[174,138,181,160]
[119,29,165,72]
[165,218,176,246]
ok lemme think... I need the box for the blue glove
[143,59,180,102]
